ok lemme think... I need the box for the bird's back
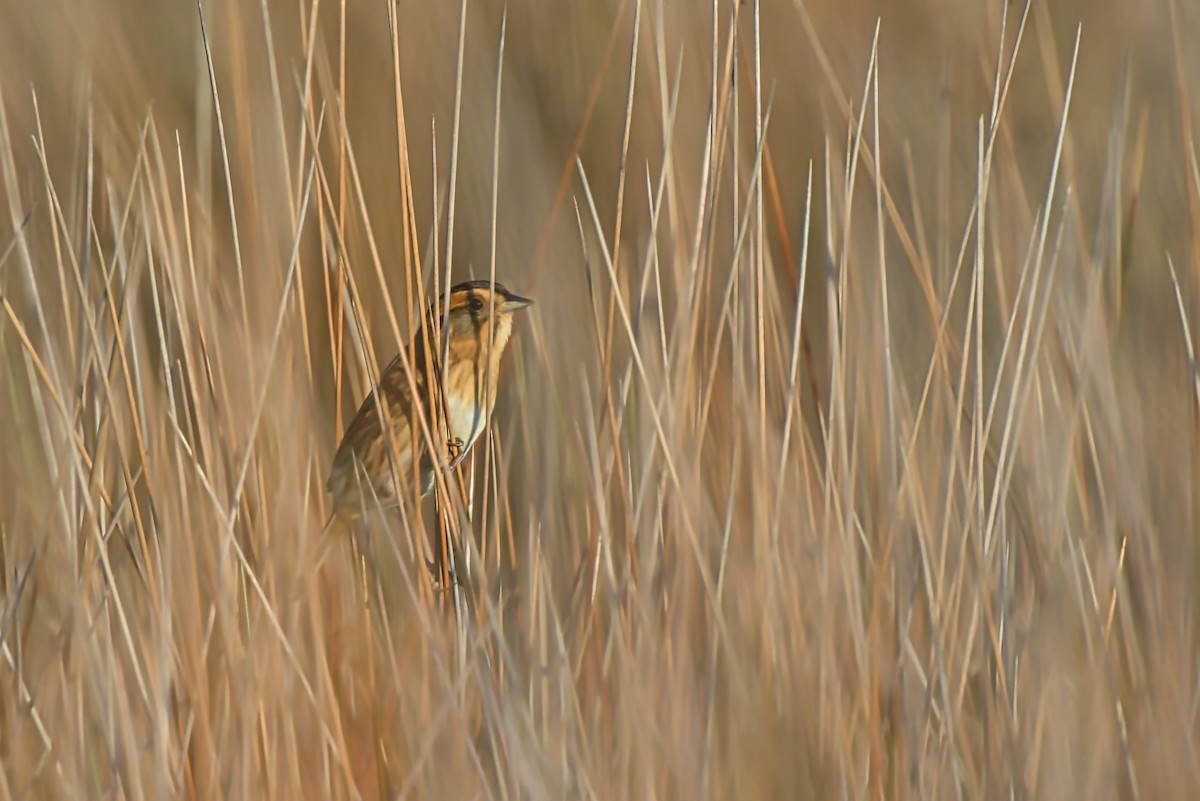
[325,353,433,517]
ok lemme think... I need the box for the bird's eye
[468,295,484,313]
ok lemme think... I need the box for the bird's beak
[500,293,534,313]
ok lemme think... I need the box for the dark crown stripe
[449,279,512,297]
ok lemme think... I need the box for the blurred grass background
[2,0,1200,797]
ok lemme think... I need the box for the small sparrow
[324,280,533,526]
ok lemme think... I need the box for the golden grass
[2,0,1199,797]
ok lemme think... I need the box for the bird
[323,280,533,530]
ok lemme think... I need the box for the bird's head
[429,280,533,370]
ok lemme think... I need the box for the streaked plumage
[325,280,532,524]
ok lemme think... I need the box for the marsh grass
[1,0,1199,798]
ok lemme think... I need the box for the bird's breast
[446,393,486,450]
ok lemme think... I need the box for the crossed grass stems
[0,0,1185,796]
